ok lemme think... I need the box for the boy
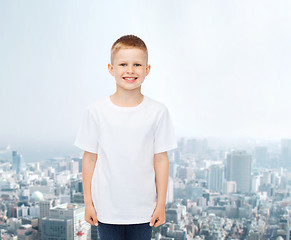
[74,35,177,239]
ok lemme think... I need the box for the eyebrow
[118,61,144,64]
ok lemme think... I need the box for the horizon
[0,135,287,163]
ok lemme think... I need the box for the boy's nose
[127,66,134,73]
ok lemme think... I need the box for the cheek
[115,69,124,76]
[137,69,146,75]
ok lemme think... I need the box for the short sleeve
[74,107,99,154]
[153,107,178,154]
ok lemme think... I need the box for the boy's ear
[108,63,114,76]
[145,64,151,76]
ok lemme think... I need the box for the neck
[110,88,144,107]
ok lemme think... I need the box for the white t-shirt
[74,95,177,224]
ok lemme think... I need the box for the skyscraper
[70,178,83,203]
[226,151,252,193]
[41,203,90,240]
[41,218,73,240]
[281,139,291,169]
[255,146,268,167]
[12,151,21,174]
[207,164,224,193]
[40,200,53,219]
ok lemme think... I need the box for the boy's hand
[149,205,165,227]
[85,203,98,226]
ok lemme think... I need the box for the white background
[1,0,291,157]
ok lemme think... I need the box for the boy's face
[108,48,151,92]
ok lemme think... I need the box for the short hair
[110,35,148,65]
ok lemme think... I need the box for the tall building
[173,150,181,163]
[41,203,90,240]
[251,174,260,193]
[177,138,186,153]
[186,138,208,154]
[255,146,268,167]
[72,157,82,173]
[226,151,252,193]
[178,166,194,181]
[70,179,83,203]
[166,176,174,203]
[40,200,53,219]
[41,218,73,240]
[281,139,291,169]
[261,171,272,185]
[169,161,177,179]
[69,160,79,174]
[207,164,224,193]
[186,139,197,153]
[197,138,208,154]
[12,151,21,174]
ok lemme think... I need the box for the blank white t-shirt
[74,95,177,224]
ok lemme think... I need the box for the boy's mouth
[123,77,137,83]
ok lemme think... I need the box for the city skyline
[1,136,291,239]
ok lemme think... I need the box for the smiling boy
[108,47,150,106]
[74,35,177,240]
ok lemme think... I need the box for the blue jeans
[97,221,153,240]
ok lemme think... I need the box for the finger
[153,218,162,227]
[149,217,155,226]
[149,217,158,227]
[89,215,98,226]
[85,217,94,225]
[93,216,98,226]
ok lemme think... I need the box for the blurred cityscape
[0,137,291,240]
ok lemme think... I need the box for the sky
[1,0,291,158]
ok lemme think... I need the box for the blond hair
[111,35,148,65]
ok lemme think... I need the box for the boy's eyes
[120,63,142,66]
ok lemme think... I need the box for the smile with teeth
[123,77,137,83]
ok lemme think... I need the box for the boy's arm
[82,151,98,206]
[154,151,169,208]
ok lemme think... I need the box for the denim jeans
[97,221,153,240]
